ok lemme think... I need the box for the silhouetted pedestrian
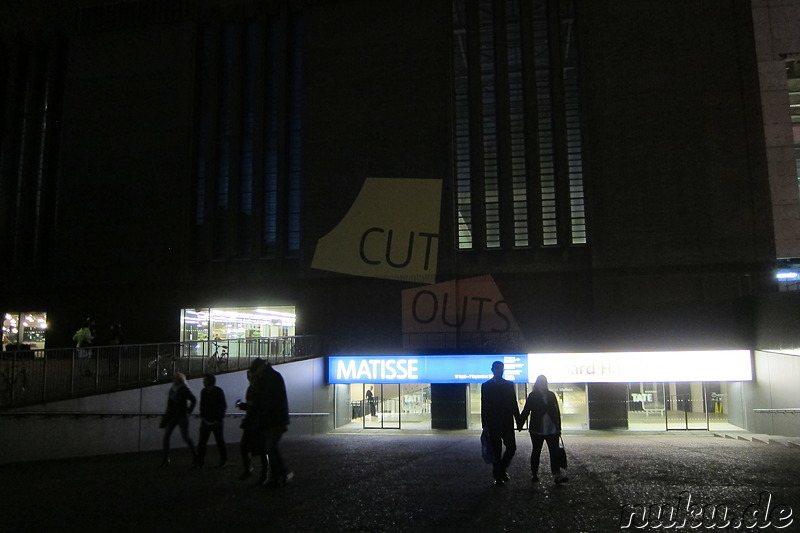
[160,373,198,467]
[72,318,95,376]
[237,358,293,487]
[236,362,268,484]
[481,360,520,486]
[518,374,568,483]
[366,386,376,416]
[196,373,228,468]
[105,320,123,375]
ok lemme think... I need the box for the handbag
[480,428,496,464]
[555,435,568,469]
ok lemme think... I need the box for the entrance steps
[713,431,800,448]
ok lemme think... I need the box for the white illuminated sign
[335,358,421,382]
[527,350,752,383]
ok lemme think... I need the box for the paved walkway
[2,430,799,532]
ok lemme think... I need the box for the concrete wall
[752,0,800,258]
[742,351,800,437]
[0,358,330,464]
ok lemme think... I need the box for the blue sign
[328,354,528,384]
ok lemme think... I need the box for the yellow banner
[312,178,441,283]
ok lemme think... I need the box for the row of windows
[190,15,304,261]
[452,0,587,250]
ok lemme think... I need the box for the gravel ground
[1,430,798,532]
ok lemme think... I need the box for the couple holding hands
[481,361,569,486]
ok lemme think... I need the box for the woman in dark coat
[518,374,568,483]
[236,361,269,484]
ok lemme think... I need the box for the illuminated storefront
[180,307,296,342]
[329,350,753,431]
[2,312,48,353]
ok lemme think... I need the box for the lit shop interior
[3,312,47,352]
[179,306,297,358]
[180,306,297,341]
[330,352,750,431]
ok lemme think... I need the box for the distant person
[72,318,95,376]
[106,320,123,345]
[481,360,520,486]
[366,386,376,416]
[196,373,228,468]
[518,374,568,483]
[247,358,293,487]
[160,373,198,467]
[236,361,269,485]
[105,320,123,374]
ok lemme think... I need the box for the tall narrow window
[238,20,261,258]
[451,0,587,250]
[262,17,280,256]
[0,38,64,267]
[531,0,557,246]
[213,22,236,258]
[453,0,473,249]
[560,1,586,245]
[506,0,529,247]
[286,14,304,255]
[479,2,501,248]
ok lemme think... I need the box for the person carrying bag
[517,374,569,484]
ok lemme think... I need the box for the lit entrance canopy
[328,350,753,384]
[527,350,753,383]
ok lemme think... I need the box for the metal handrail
[0,335,321,409]
[0,411,330,418]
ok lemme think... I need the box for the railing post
[41,352,48,403]
[70,348,75,398]
[9,352,17,407]
[94,349,100,392]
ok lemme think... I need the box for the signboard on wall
[401,275,520,335]
[527,350,753,383]
[328,350,753,384]
[328,354,527,384]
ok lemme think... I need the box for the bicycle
[209,341,229,374]
[147,349,178,383]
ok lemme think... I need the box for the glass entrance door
[363,383,401,429]
[627,382,667,430]
[666,382,709,430]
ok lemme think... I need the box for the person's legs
[212,422,227,465]
[487,429,504,483]
[264,427,291,486]
[197,422,211,466]
[499,427,516,477]
[544,434,568,482]
[544,434,560,474]
[239,432,252,479]
[530,434,545,480]
[176,415,197,463]
[161,418,178,465]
